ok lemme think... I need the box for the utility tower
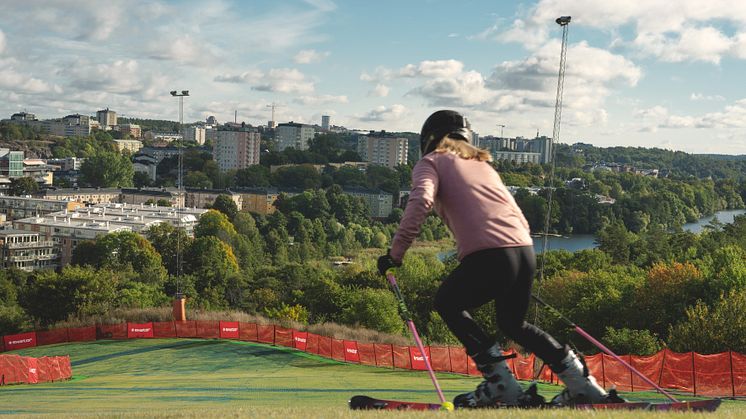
[497,124,506,138]
[266,102,284,128]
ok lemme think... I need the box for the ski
[649,399,722,412]
[349,395,650,411]
[349,395,442,410]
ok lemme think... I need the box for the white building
[185,126,206,145]
[357,135,408,169]
[275,122,314,151]
[321,115,330,130]
[212,131,261,172]
[113,139,143,153]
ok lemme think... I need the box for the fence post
[630,355,634,392]
[729,351,736,399]
[601,353,606,389]
[658,349,667,387]
[691,352,697,396]
[390,344,395,370]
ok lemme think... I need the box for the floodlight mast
[535,16,570,323]
[170,89,189,300]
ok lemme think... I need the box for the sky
[1,0,745,154]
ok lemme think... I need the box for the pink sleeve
[390,159,438,262]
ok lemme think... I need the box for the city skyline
[1,1,745,154]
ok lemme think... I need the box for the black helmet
[419,110,472,156]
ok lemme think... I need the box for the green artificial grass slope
[1,338,742,417]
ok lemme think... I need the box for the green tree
[212,194,238,220]
[235,165,271,187]
[184,236,240,308]
[9,177,39,196]
[145,223,192,276]
[184,171,213,189]
[80,150,134,187]
[71,231,166,284]
[194,210,237,243]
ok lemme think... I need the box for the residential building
[138,146,182,163]
[0,195,83,221]
[119,124,141,139]
[212,131,260,172]
[275,122,314,151]
[184,188,242,210]
[22,159,54,186]
[235,188,280,215]
[10,112,37,122]
[120,188,183,207]
[36,188,121,205]
[47,157,84,171]
[12,203,207,267]
[143,132,182,143]
[113,139,143,153]
[490,150,541,164]
[185,126,206,145]
[0,229,58,271]
[97,108,117,128]
[206,116,218,126]
[0,149,24,178]
[357,135,408,169]
[343,188,394,218]
[321,115,330,130]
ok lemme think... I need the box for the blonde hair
[433,135,493,162]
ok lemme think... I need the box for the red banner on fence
[409,346,431,371]
[293,331,308,351]
[127,323,154,339]
[68,326,96,342]
[343,340,360,363]
[3,332,37,351]
[219,321,240,339]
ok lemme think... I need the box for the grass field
[1,338,743,418]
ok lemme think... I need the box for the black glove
[377,250,401,276]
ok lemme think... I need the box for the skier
[378,110,620,408]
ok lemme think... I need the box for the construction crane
[266,102,284,128]
[535,15,571,324]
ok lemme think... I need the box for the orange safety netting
[274,327,294,347]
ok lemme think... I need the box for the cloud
[293,94,348,105]
[0,30,5,53]
[368,84,390,97]
[482,0,746,63]
[358,104,407,122]
[214,67,315,94]
[635,100,746,132]
[294,49,330,64]
[690,93,726,101]
[147,35,220,65]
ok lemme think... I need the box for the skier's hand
[377,250,401,276]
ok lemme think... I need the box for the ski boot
[550,348,623,406]
[453,344,542,408]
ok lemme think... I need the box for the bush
[601,327,662,355]
[0,305,30,336]
[668,289,746,353]
[340,288,402,335]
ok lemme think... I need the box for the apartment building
[275,122,314,151]
[0,229,58,271]
[0,195,83,221]
[212,131,260,172]
[356,135,408,169]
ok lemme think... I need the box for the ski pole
[531,293,679,403]
[386,271,452,409]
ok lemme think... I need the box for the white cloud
[294,49,330,64]
[485,0,746,64]
[147,35,220,65]
[635,100,746,132]
[358,104,407,122]
[368,84,389,97]
[214,67,315,94]
[294,94,348,105]
[690,93,726,101]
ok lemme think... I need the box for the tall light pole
[169,90,188,317]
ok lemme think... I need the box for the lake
[533,208,746,253]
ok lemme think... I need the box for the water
[533,209,746,253]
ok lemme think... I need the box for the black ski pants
[434,246,565,365]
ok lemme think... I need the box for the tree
[71,231,166,284]
[184,236,239,308]
[184,171,213,189]
[80,150,134,187]
[235,165,270,187]
[145,223,191,275]
[194,210,237,243]
[133,171,153,188]
[212,194,238,220]
[9,177,39,196]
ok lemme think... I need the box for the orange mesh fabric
[374,344,393,368]
[659,349,695,393]
[357,342,376,366]
[429,346,451,372]
[68,326,96,342]
[694,352,733,396]
[274,327,293,347]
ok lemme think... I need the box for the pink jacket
[390,152,532,262]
